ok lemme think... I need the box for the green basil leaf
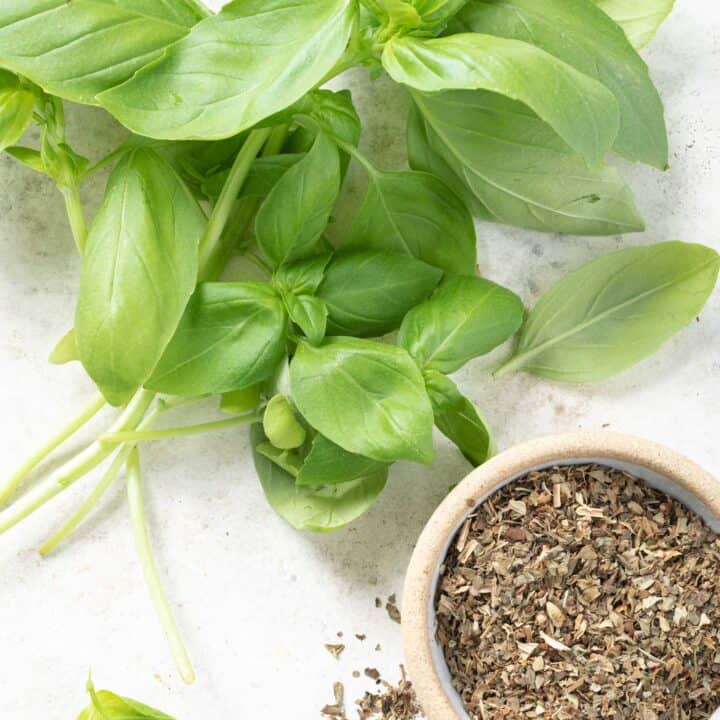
[497,241,720,382]
[296,434,388,487]
[146,282,288,396]
[0,70,34,152]
[594,0,675,49]
[290,337,434,464]
[453,0,667,169]
[343,169,476,275]
[263,395,307,450]
[424,370,491,466]
[201,154,304,201]
[383,33,619,166]
[318,251,442,337]
[274,254,332,296]
[252,425,387,532]
[410,0,471,32]
[76,149,204,406]
[412,90,644,235]
[219,385,262,415]
[48,328,79,365]
[4,145,45,174]
[255,441,303,478]
[399,276,524,373]
[363,0,423,31]
[100,0,356,139]
[285,293,328,346]
[0,0,204,105]
[406,102,490,219]
[78,678,174,720]
[256,133,341,269]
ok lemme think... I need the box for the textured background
[0,1,718,717]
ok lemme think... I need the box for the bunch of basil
[1,0,718,684]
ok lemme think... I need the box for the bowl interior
[426,456,720,720]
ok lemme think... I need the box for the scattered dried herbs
[436,464,720,719]
[386,594,402,625]
[356,666,422,720]
[325,643,346,660]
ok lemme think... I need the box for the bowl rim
[402,431,720,720]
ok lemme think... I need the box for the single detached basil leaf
[76,148,204,406]
[453,0,667,170]
[263,395,307,450]
[318,251,442,337]
[78,678,174,720]
[290,337,434,464]
[399,276,524,373]
[285,293,328,346]
[406,102,490,219]
[296,434,388,487]
[256,133,341,269]
[147,282,288,396]
[0,0,203,105]
[0,70,34,152]
[274,253,332,296]
[48,328,79,365]
[100,0,356,139]
[344,169,476,276]
[594,0,675,49]
[201,154,304,201]
[413,90,644,235]
[252,425,387,532]
[424,370,491,466]
[497,241,720,382]
[383,33,619,166]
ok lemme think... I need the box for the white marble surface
[1,2,719,718]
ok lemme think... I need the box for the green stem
[61,183,88,252]
[100,414,258,445]
[198,127,272,280]
[332,136,377,176]
[126,448,195,685]
[0,393,106,506]
[81,145,129,180]
[0,390,154,536]
[493,353,529,379]
[38,405,164,556]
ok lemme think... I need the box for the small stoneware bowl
[403,432,720,720]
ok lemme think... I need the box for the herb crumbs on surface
[325,643,345,660]
[356,665,423,720]
[436,463,720,720]
[386,594,402,624]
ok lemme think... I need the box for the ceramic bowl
[403,432,720,720]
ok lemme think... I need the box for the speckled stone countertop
[0,2,718,717]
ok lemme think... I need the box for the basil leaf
[453,0,667,169]
[76,149,204,406]
[290,337,434,464]
[219,385,262,415]
[285,293,328,346]
[48,328,79,365]
[406,102,490,219]
[0,0,204,105]
[100,0,356,139]
[255,442,303,478]
[412,90,644,235]
[274,254,332,296]
[424,370,491,466]
[263,395,306,450]
[410,0,471,32]
[256,133,341,269]
[497,241,720,382]
[399,276,524,373]
[0,70,34,152]
[594,0,675,49]
[252,425,387,532]
[343,169,476,275]
[201,154,304,201]
[5,145,45,174]
[296,434,388,487]
[318,251,442,337]
[383,33,619,165]
[146,282,287,396]
[78,678,174,720]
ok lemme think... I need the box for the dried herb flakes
[436,464,720,719]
